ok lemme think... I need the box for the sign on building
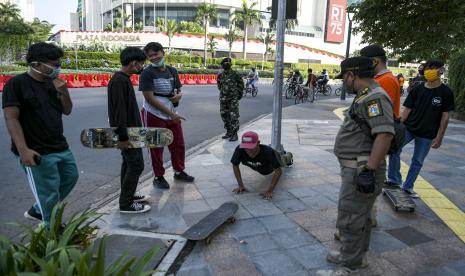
[324,0,347,43]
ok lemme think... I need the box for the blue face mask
[31,62,61,79]
[151,57,165,68]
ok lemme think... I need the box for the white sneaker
[316,266,360,276]
[120,202,151,213]
[326,251,368,268]
[132,194,151,203]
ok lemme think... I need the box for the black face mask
[343,73,356,94]
[222,63,231,70]
[419,69,424,76]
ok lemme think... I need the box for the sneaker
[334,231,341,241]
[403,189,419,198]
[24,206,42,222]
[286,152,294,167]
[153,176,170,189]
[326,251,368,268]
[316,266,360,276]
[383,180,401,188]
[222,133,231,139]
[229,133,238,141]
[132,195,151,203]
[120,202,151,213]
[174,171,195,182]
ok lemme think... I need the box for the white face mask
[151,57,165,68]
[31,62,61,79]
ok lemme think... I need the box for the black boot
[229,133,238,141]
[222,132,231,139]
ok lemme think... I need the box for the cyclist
[305,68,317,89]
[317,69,329,92]
[246,67,259,91]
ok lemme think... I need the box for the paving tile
[385,226,434,247]
[197,186,231,198]
[369,230,408,253]
[205,195,236,209]
[273,198,307,213]
[286,243,330,270]
[177,199,211,214]
[228,218,267,239]
[250,249,305,275]
[257,214,299,232]
[381,246,437,275]
[176,267,213,276]
[289,209,337,229]
[243,202,283,217]
[240,233,280,254]
[270,227,319,249]
[288,187,320,198]
[300,195,337,210]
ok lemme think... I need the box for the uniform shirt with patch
[334,86,395,160]
[230,145,281,175]
[403,83,454,139]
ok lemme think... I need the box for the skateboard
[80,127,173,149]
[182,202,239,244]
[383,187,415,212]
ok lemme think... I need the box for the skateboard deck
[80,127,173,149]
[182,202,239,244]
[383,187,415,212]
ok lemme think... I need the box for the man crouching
[230,131,293,199]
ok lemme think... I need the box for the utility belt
[338,156,369,169]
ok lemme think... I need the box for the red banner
[324,0,347,43]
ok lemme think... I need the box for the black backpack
[349,98,406,155]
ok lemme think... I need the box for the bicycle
[316,83,332,96]
[285,81,299,99]
[294,85,308,104]
[334,87,342,96]
[243,85,258,97]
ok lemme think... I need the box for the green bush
[0,203,157,275]
[449,49,465,113]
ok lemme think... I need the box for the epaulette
[354,87,370,103]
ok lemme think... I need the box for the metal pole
[271,0,286,152]
[111,0,114,31]
[132,0,135,32]
[153,0,156,31]
[121,0,124,32]
[164,2,167,31]
[100,0,104,30]
[143,2,145,28]
[340,14,353,101]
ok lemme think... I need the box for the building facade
[61,0,358,64]
[0,0,34,21]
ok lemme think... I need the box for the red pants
[141,108,185,177]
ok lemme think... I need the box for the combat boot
[229,133,238,141]
[222,132,231,139]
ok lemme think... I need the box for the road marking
[333,107,465,243]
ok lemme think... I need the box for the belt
[339,156,369,169]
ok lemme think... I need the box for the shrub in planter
[449,49,465,113]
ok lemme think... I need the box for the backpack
[349,95,406,155]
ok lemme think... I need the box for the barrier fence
[0,73,218,91]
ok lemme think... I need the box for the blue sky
[35,0,76,33]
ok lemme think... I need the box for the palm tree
[0,2,21,22]
[156,17,165,31]
[223,27,239,58]
[207,35,218,59]
[258,30,275,68]
[29,18,54,43]
[195,2,217,67]
[234,0,261,59]
[165,19,179,52]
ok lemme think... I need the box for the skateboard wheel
[228,217,236,224]
[205,237,212,245]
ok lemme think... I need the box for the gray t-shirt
[139,66,175,120]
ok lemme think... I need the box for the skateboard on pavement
[80,127,173,149]
[383,186,415,212]
[182,202,239,244]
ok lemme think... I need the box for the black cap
[335,56,374,79]
[221,57,232,65]
[360,44,386,58]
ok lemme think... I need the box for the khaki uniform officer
[317,56,394,276]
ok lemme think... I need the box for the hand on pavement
[260,190,273,200]
[233,186,247,194]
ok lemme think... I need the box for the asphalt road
[2,83,342,237]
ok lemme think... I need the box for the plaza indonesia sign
[75,33,141,42]
[324,0,347,43]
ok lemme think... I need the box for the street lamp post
[340,8,355,101]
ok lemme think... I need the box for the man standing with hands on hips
[139,42,195,190]
[2,42,79,226]
[317,56,394,276]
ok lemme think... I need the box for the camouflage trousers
[336,160,385,269]
[220,99,240,134]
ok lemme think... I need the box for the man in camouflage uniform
[317,57,394,276]
[217,57,244,142]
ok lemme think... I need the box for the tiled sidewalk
[97,102,465,275]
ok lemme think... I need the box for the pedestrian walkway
[96,99,465,275]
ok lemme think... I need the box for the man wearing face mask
[317,57,394,276]
[408,64,426,93]
[139,42,194,190]
[108,47,150,213]
[386,59,454,197]
[2,42,79,226]
[217,57,244,141]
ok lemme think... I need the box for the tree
[223,27,239,57]
[207,35,218,59]
[156,17,165,31]
[0,2,21,22]
[258,30,275,61]
[234,0,261,59]
[351,0,465,62]
[196,2,218,67]
[0,2,33,61]
[134,21,144,32]
[29,18,54,43]
[269,18,299,31]
[165,19,179,52]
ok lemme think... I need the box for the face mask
[418,69,424,76]
[151,57,165,68]
[133,62,144,75]
[222,63,231,70]
[31,62,61,79]
[424,69,440,82]
[343,73,356,94]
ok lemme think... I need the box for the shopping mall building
[51,0,359,65]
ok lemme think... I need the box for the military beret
[335,56,374,79]
[360,44,386,58]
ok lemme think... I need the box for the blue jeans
[387,131,432,191]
